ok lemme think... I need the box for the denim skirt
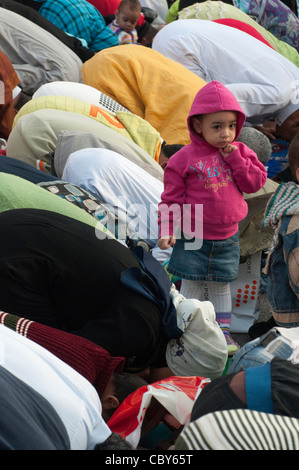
[167,232,240,282]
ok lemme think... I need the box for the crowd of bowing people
[0,0,299,451]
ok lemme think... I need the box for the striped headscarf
[262,181,299,228]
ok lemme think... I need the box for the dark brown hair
[118,0,141,12]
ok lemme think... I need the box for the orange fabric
[82,45,207,145]
[0,51,20,139]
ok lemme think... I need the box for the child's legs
[206,280,231,313]
[180,279,206,301]
[180,279,231,309]
[207,281,240,354]
[180,279,239,353]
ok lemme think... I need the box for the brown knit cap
[0,311,125,397]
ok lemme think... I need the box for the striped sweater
[175,408,299,450]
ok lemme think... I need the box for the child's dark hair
[192,114,202,120]
[161,143,184,159]
[288,131,299,180]
[118,0,141,11]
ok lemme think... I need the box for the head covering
[187,80,246,143]
[237,127,271,165]
[165,288,228,379]
[32,81,130,113]
[0,311,125,397]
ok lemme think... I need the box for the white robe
[0,8,82,95]
[0,325,111,450]
[153,19,299,126]
[62,147,172,261]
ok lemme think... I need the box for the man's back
[35,0,119,51]
[152,19,299,126]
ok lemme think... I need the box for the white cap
[276,101,299,126]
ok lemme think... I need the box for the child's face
[192,111,237,149]
[115,5,140,33]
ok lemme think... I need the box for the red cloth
[213,18,274,50]
[88,0,144,25]
[87,0,121,16]
[0,311,125,398]
[137,12,145,26]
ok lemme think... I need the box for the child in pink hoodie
[158,81,267,355]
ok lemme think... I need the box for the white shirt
[0,325,111,450]
[62,148,162,242]
[62,147,172,262]
[0,8,82,96]
[153,19,299,125]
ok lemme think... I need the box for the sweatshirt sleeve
[224,143,267,194]
[158,158,186,238]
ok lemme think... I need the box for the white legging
[180,279,231,312]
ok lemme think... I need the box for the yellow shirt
[81,45,206,145]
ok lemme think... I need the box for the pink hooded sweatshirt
[158,81,267,240]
